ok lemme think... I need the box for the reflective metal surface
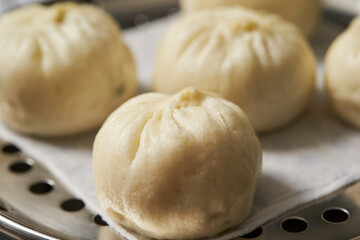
[324,0,360,16]
[0,141,107,240]
[259,183,360,240]
[324,0,360,25]
[0,0,179,28]
[1,138,360,240]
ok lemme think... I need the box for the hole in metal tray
[281,217,308,233]
[29,180,54,195]
[93,215,108,226]
[9,159,33,174]
[322,207,350,224]
[241,227,263,239]
[2,144,21,154]
[61,198,85,212]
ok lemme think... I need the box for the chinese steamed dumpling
[325,17,360,129]
[0,3,137,137]
[93,87,262,239]
[180,0,321,38]
[154,7,316,133]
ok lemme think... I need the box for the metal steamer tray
[2,140,360,240]
[1,0,360,240]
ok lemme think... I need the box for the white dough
[0,3,137,137]
[325,17,360,129]
[180,0,322,38]
[93,87,262,239]
[154,7,316,133]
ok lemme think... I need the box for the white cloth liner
[1,15,360,239]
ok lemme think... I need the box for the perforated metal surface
[261,184,360,240]
[0,141,111,240]
[1,140,360,240]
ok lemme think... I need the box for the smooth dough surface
[180,0,321,38]
[325,17,360,129]
[154,7,316,133]
[0,3,137,137]
[93,87,262,239]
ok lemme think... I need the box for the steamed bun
[93,87,262,239]
[0,3,137,137]
[180,0,321,38]
[154,7,316,133]
[325,17,360,129]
